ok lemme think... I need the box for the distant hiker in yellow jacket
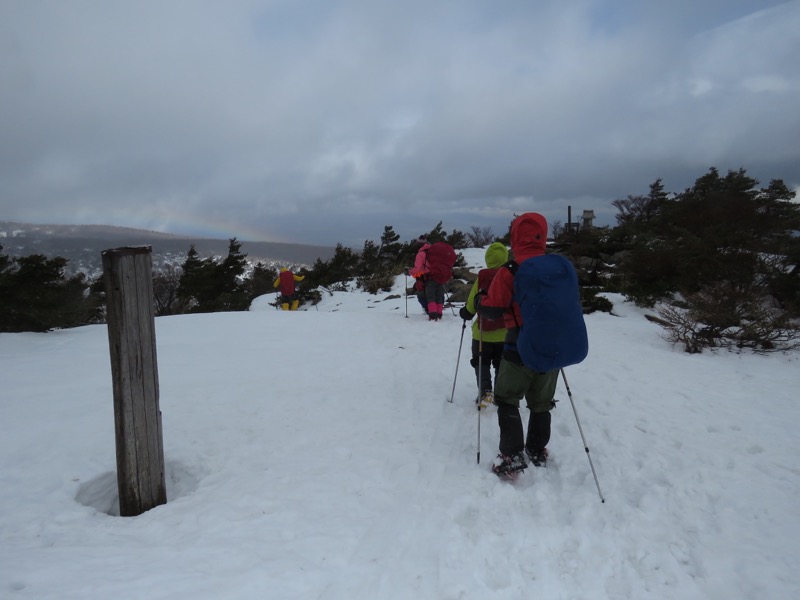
[274,268,304,310]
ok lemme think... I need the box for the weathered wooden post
[101,246,166,517]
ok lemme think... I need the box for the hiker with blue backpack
[459,241,509,409]
[475,212,588,478]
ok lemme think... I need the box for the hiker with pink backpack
[409,234,456,321]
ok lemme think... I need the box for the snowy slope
[1,248,798,600]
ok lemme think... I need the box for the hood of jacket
[484,241,509,269]
[510,212,548,262]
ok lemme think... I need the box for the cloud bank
[1,0,798,245]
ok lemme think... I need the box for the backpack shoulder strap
[491,260,517,317]
[505,260,518,275]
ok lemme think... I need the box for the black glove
[474,292,488,315]
[459,306,474,321]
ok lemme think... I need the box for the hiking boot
[525,447,549,467]
[428,312,442,321]
[491,452,527,477]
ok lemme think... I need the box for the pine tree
[177,245,217,312]
[377,225,402,270]
[213,238,250,311]
[248,262,278,302]
[0,251,92,332]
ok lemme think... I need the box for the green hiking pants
[494,360,558,413]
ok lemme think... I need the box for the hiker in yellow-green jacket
[459,241,509,408]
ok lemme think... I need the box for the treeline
[1,167,798,353]
[559,168,799,353]
[300,221,476,298]
[0,221,477,333]
[0,253,103,332]
[155,221,476,315]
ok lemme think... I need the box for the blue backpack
[512,254,588,372]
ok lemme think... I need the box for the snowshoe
[491,452,527,480]
[477,390,494,410]
[525,447,549,467]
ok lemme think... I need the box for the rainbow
[27,207,289,244]
[152,213,284,243]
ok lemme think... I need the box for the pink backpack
[425,242,456,284]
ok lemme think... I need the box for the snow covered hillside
[1,248,798,600]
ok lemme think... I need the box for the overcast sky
[1,0,799,247]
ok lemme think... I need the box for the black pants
[470,339,503,393]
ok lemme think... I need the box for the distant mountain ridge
[0,221,335,277]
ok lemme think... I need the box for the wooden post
[567,205,573,236]
[102,246,166,517]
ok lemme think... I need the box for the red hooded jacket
[476,212,548,334]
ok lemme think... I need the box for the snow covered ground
[1,247,798,600]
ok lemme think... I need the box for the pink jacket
[409,243,432,278]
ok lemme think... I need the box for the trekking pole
[477,317,483,464]
[444,289,457,315]
[477,317,483,410]
[448,320,467,404]
[404,269,408,318]
[560,369,605,503]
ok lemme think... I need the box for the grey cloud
[1,0,798,247]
